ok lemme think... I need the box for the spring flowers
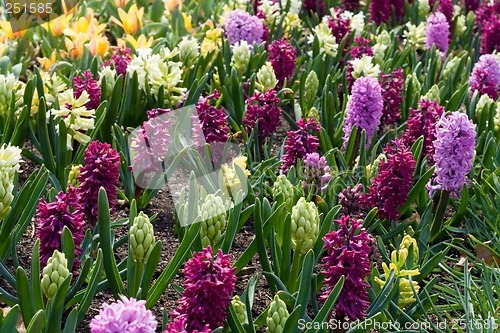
[427,112,476,198]
[77,141,120,221]
[302,152,332,195]
[425,12,450,56]
[224,10,265,45]
[73,71,101,110]
[195,90,230,144]
[321,216,371,321]
[342,76,383,147]
[267,39,297,85]
[41,250,70,299]
[90,296,157,333]
[364,140,416,220]
[0,144,22,221]
[35,187,85,268]
[291,197,320,254]
[168,247,236,331]
[281,118,320,170]
[244,89,281,140]
[469,54,500,99]
[380,68,404,125]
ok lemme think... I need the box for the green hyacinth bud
[290,197,319,254]
[443,56,461,80]
[130,212,155,262]
[199,194,227,247]
[272,175,295,209]
[306,106,320,123]
[41,250,70,299]
[423,84,440,103]
[256,62,278,92]
[232,296,247,324]
[406,74,421,98]
[67,164,81,188]
[266,294,289,333]
[303,71,319,109]
[231,41,252,75]
[0,144,22,221]
[179,36,200,69]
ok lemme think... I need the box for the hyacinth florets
[427,112,476,198]
[321,216,371,321]
[168,247,236,332]
[481,17,500,55]
[425,12,450,56]
[364,140,416,221]
[243,89,281,140]
[303,0,326,17]
[302,152,332,195]
[73,70,101,110]
[469,54,500,100]
[89,296,157,333]
[438,0,454,26]
[327,8,351,46]
[380,68,404,125]
[35,187,85,268]
[267,39,297,85]
[370,0,391,25]
[78,141,120,221]
[224,10,265,45]
[343,76,383,147]
[195,90,230,144]
[111,46,132,77]
[403,99,445,164]
[281,118,320,171]
[338,184,368,219]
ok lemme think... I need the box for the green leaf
[307,276,345,332]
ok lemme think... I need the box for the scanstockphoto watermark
[297,318,499,331]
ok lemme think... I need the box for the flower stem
[430,190,450,243]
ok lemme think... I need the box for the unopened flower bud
[199,194,227,247]
[41,250,70,299]
[272,175,295,209]
[130,212,155,262]
[67,164,81,188]
[231,296,247,324]
[290,197,319,254]
[231,41,252,75]
[266,294,289,333]
[0,144,22,221]
[256,62,278,92]
[303,71,319,109]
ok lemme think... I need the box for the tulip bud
[231,296,247,324]
[266,294,289,333]
[67,164,81,188]
[256,62,278,92]
[130,212,155,263]
[199,194,227,247]
[290,197,320,254]
[303,71,319,109]
[41,250,70,299]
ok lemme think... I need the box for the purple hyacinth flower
[243,89,281,140]
[168,247,236,332]
[35,186,85,269]
[77,141,120,221]
[302,152,332,195]
[267,39,297,86]
[281,118,320,171]
[364,140,416,220]
[90,296,157,333]
[403,99,445,165]
[224,10,265,45]
[342,77,383,147]
[427,112,476,198]
[469,54,500,100]
[338,184,368,219]
[73,71,101,110]
[195,90,230,144]
[321,216,372,321]
[425,12,450,56]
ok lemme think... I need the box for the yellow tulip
[65,35,86,59]
[87,35,109,57]
[114,0,128,8]
[37,50,58,71]
[164,0,181,13]
[42,13,73,36]
[118,34,153,50]
[111,4,144,35]
[0,20,26,42]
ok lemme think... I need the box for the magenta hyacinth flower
[370,0,391,25]
[321,216,372,321]
[304,0,326,16]
[90,296,157,333]
[364,140,416,220]
[465,0,479,11]
[380,68,404,125]
[35,187,85,269]
[338,184,368,219]
[224,10,265,45]
[403,99,445,165]
[425,12,450,56]
[112,46,132,77]
[302,152,332,195]
[427,112,476,198]
[243,89,281,140]
[391,0,405,19]
[195,90,230,144]
[77,141,120,221]
[438,0,454,27]
[281,118,320,171]
[164,316,211,333]
[328,8,351,46]
[342,77,383,147]
[350,37,373,60]
[168,247,236,332]
[469,54,500,99]
[343,0,360,11]
[481,17,500,55]
[73,71,101,110]
[267,39,297,85]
